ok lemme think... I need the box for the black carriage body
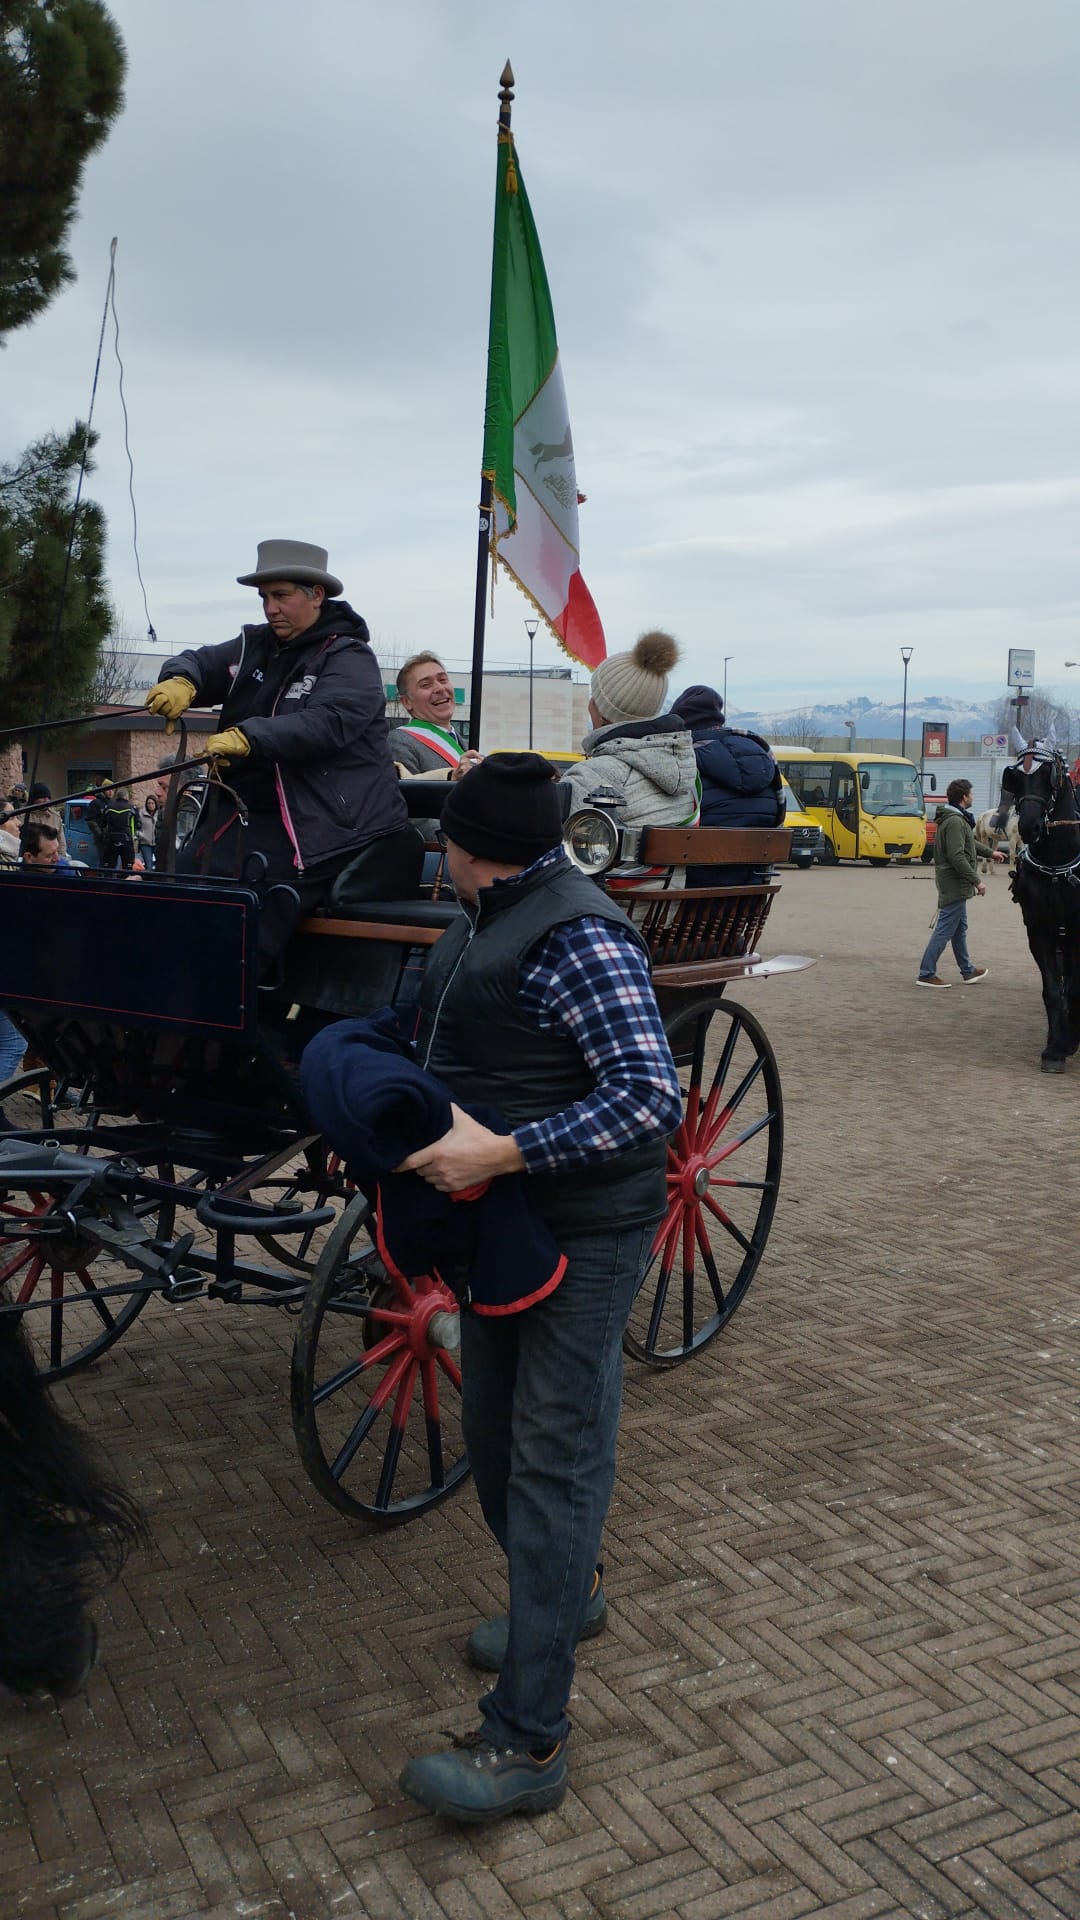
[0,869,259,1037]
[0,816,809,1523]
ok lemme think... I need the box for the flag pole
[469,60,515,750]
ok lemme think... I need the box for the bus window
[858,762,924,817]
[779,761,835,809]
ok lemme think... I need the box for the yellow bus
[769,747,926,865]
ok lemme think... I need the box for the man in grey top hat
[144,539,409,974]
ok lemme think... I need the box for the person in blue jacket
[668,684,783,886]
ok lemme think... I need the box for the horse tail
[0,1308,147,1696]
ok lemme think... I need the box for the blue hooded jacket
[668,686,782,831]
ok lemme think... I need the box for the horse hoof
[1041,1057,1067,1075]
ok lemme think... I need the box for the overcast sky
[6,0,1080,713]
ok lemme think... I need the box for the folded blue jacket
[299,1010,566,1314]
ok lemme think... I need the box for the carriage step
[195,1193,336,1236]
[164,1269,206,1302]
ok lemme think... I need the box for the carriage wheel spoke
[420,1357,445,1488]
[650,1195,683,1259]
[702,1190,754,1255]
[693,1210,728,1311]
[75,1267,116,1330]
[376,1361,420,1509]
[682,1011,711,1141]
[696,1013,744,1139]
[3,1243,38,1287]
[313,1328,406,1406]
[646,1223,679,1350]
[707,1109,777,1167]
[699,1053,766,1147]
[49,1284,66,1371]
[682,1208,697,1349]
[330,1346,411,1480]
[437,1349,463,1391]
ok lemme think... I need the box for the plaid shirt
[495,850,682,1174]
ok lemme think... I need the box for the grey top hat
[236,538,343,596]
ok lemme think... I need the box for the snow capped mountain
[727,695,1001,741]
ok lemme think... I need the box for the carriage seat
[319,897,461,932]
[326,825,425,911]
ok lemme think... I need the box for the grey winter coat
[559,715,700,829]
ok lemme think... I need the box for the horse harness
[1005,745,1080,912]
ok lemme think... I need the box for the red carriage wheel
[290,1193,469,1523]
[0,1174,172,1380]
[623,995,783,1368]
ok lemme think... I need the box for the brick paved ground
[3,861,1080,1920]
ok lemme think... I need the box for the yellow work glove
[144,676,197,734]
[204,728,250,768]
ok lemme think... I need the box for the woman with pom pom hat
[558,630,699,832]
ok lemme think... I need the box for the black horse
[0,1303,146,1699]
[1004,745,1080,1073]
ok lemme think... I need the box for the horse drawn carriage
[0,769,811,1524]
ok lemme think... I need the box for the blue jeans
[919,899,973,979]
[0,1011,25,1088]
[461,1220,657,1751]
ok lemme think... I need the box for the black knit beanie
[441,751,563,864]
[670,684,725,729]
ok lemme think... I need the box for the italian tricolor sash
[400,722,463,771]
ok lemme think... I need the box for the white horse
[975,806,1019,874]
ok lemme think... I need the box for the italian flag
[482,131,606,670]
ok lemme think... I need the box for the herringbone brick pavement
[3,865,1079,1919]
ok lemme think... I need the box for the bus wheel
[819,837,839,865]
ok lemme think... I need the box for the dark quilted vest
[416,860,668,1238]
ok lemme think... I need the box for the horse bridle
[1006,745,1080,880]
[1005,745,1068,829]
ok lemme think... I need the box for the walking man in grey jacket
[917,778,999,987]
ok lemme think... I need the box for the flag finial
[498,61,517,193]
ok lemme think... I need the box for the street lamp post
[844,719,856,746]
[524,618,539,748]
[723,656,732,709]
[900,647,914,759]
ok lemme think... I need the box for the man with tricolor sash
[389,653,482,778]
[389,653,483,842]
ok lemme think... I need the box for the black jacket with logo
[163,601,407,870]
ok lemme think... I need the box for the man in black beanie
[397,752,681,1823]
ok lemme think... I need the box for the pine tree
[0,424,110,729]
[0,0,126,337]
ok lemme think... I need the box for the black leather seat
[327,826,424,911]
[321,898,460,931]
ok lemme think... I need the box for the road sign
[1007,648,1035,687]
[981,733,1008,756]
[921,722,949,757]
